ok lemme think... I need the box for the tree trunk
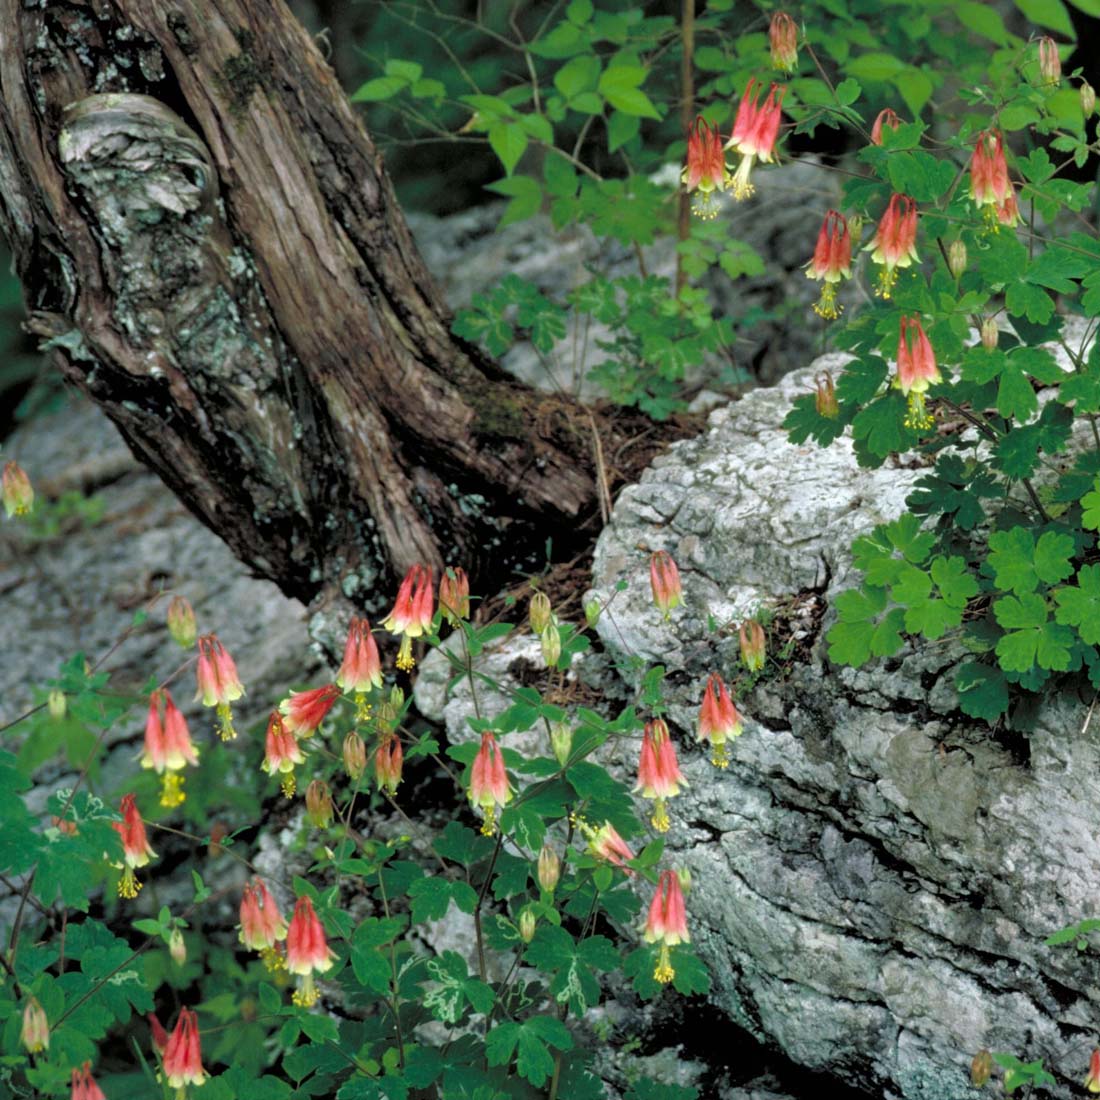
[0,0,599,609]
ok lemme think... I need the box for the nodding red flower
[166,595,197,650]
[468,731,512,835]
[644,870,690,983]
[805,209,852,320]
[163,1007,206,1090]
[1085,1048,1100,1093]
[113,793,155,898]
[895,315,941,432]
[21,995,48,1053]
[649,550,682,620]
[864,193,919,298]
[587,821,636,874]
[769,11,798,72]
[725,79,785,201]
[439,566,471,625]
[280,684,340,737]
[195,633,244,741]
[1038,35,1061,85]
[383,564,434,671]
[336,618,382,696]
[2,460,33,517]
[375,734,404,796]
[681,116,730,219]
[239,877,288,954]
[969,130,1019,229]
[739,619,767,672]
[141,689,198,808]
[870,107,901,145]
[286,895,336,1007]
[697,673,743,769]
[148,1011,169,1054]
[262,710,305,798]
[635,719,687,833]
[69,1062,106,1100]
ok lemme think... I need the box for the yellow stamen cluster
[654,944,675,984]
[215,702,237,741]
[160,773,186,809]
[280,773,296,799]
[119,867,141,899]
[261,947,286,973]
[479,805,498,837]
[293,975,320,1007]
[905,393,935,432]
[813,284,842,320]
[875,267,898,299]
[711,744,730,769]
[651,798,670,834]
[396,636,415,673]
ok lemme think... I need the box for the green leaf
[607,110,640,152]
[956,662,1010,722]
[896,69,934,117]
[846,52,906,82]
[1054,564,1100,644]
[488,122,528,176]
[827,587,906,666]
[782,392,846,447]
[1014,0,1074,35]
[851,393,912,462]
[485,175,542,227]
[886,151,954,202]
[554,54,600,100]
[530,21,587,59]
[598,66,661,119]
[955,1,1011,43]
[988,528,1041,594]
[994,593,1074,672]
[1082,476,1100,530]
[351,76,409,102]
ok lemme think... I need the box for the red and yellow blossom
[239,878,288,962]
[895,315,941,431]
[21,996,48,1053]
[969,129,1019,229]
[698,673,743,769]
[163,1007,206,1091]
[195,633,244,741]
[142,689,199,808]
[864,193,919,298]
[439,566,471,625]
[724,79,785,201]
[70,1062,106,1100]
[681,116,729,219]
[769,12,798,72]
[1085,1049,1100,1093]
[280,683,340,737]
[375,734,404,795]
[468,730,512,835]
[649,550,682,620]
[286,895,336,1007]
[262,710,305,797]
[586,820,636,873]
[739,619,766,672]
[113,793,156,898]
[336,618,382,702]
[644,869,690,983]
[383,564,434,671]
[805,209,852,320]
[2,460,33,517]
[870,107,901,145]
[635,718,686,833]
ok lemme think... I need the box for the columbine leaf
[1054,563,1100,645]
[956,662,1010,722]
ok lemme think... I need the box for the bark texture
[0,0,596,609]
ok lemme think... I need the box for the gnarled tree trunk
[0,0,599,609]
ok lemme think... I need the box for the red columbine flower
[870,107,901,145]
[286,895,336,1007]
[70,1062,106,1100]
[634,718,686,833]
[1086,1049,1100,1093]
[969,130,1019,229]
[649,550,682,620]
[468,731,512,836]
[375,734,404,796]
[383,564,434,671]
[239,877,288,966]
[113,793,155,898]
[725,79,785,201]
[262,710,305,797]
[587,821,636,873]
[280,684,339,737]
[21,995,48,1053]
[698,672,742,769]
[195,633,244,740]
[769,11,798,72]
[681,116,729,219]
[644,869,690,983]
[148,1012,169,1054]
[2,460,33,517]
[805,209,852,320]
[163,1007,206,1091]
[141,689,198,808]
[864,193,919,298]
[739,619,766,672]
[1038,35,1061,85]
[439,566,471,625]
[895,315,941,431]
[336,617,382,703]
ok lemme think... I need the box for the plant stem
[474,832,504,984]
[377,869,406,1069]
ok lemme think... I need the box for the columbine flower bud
[21,996,49,1053]
[549,721,572,767]
[540,622,561,668]
[971,1049,993,1088]
[676,867,693,894]
[768,11,798,72]
[1038,36,1061,85]
[870,107,901,146]
[649,550,683,620]
[169,928,187,966]
[47,689,66,720]
[529,591,552,635]
[518,909,537,943]
[2,461,33,517]
[947,239,967,280]
[981,317,999,352]
[538,843,561,893]
[166,595,197,650]
[70,1063,106,1100]
[584,599,601,628]
[343,731,367,781]
[439,566,470,625]
[814,372,839,419]
[305,780,334,828]
[739,619,766,672]
[375,734,403,795]
[1082,81,1096,117]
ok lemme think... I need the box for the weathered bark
[0,0,597,609]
